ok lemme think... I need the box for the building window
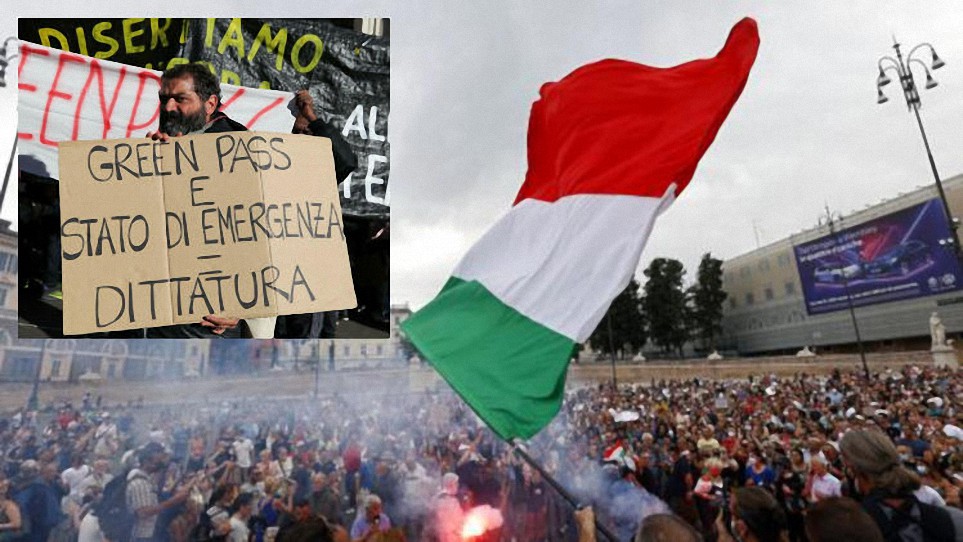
[50,359,61,377]
[758,260,770,272]
[342,345,351,357]
[0,286,7,307]
[745,293,755,305]
[376,345,383,356]
[777,253,791,267]
[785,282,796,295]
[360,345,368,357]
[107,363,116,378]
[8,255,16,274]
[740,267,751,278]
[764,288,774,301]
[0,253,8,272]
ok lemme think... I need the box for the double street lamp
[0,37,15,87]
[876,38,958,254]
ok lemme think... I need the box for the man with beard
[145,62,268,338]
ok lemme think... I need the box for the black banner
[180,19,390,218]
[19,18,188,70]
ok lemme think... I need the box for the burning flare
[460,505,504,540]
[461,512,486,539]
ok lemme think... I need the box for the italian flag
[402,18,760,440]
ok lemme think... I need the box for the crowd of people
[0,363,961,542]
[556,364,963,541]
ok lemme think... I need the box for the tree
[687,253,728,352]
[642,258,689,356]
[589,278,646,359]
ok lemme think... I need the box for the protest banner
[17,42,296,181]
[18,18,188,69]
[57,131,356,335]
[19,18,390,217]
[181,19,390,217]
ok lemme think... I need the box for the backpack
[95,471,138,542]
[863,494,956,542]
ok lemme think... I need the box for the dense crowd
[0,364,961,542]
[553,364,963,541]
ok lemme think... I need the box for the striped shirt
[125,469,156,539]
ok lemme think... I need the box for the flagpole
[606,312,618,389]
[510,440,619,542]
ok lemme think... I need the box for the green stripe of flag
[401,277,574,440]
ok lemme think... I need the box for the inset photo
[16,18,390,339]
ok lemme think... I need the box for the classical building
[0,305,413,382]
[233,303,414,372]
[0,339,211,382]
[0,220,16,346]
[720,174,963,355]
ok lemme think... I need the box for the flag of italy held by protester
[402,18,760,440]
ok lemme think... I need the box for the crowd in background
[0,364,961,541]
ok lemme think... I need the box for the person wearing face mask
[840,429,963,542]
[896,445,947,507]
[716,486,788,542]
[694,458,725,536]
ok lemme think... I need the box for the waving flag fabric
[402,18,760,440]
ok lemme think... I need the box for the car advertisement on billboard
[794,198,963,315]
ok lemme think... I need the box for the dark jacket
[307,118,358,181]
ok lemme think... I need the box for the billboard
[794,198,963,315]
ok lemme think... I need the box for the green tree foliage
[589,278,646,359]
[642,258,689,355]
[687,253,728,351]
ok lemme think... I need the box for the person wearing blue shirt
[349,494,391,541]
[745,455,776,489]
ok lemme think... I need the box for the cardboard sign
[57,131,356,335]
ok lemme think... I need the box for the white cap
[943,424,963,441]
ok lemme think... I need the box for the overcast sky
[3,2,963,312]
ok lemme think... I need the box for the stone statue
[931,312,947,347]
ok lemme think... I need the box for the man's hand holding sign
[58,63,356,336]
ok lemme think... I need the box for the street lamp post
[876,38,958,253]
[314,340,332,397]
[606,312,617,390]
[821,206,870,380]
[27,341,47,411]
